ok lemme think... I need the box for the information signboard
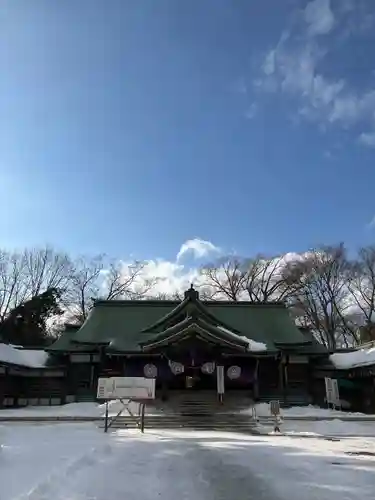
[97,377,155,400]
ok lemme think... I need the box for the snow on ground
[252,402,373,418]
[1,423,374,500]
[0,400,163,417]
[1,400,374,421]
[0,402,105,417]
[275,419,375,437]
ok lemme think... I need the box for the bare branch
[200,257,249,301]
[284,244,356,349]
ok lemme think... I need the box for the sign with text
[325,377,340,407]
[270,400,280,416]
[97,377,155,400]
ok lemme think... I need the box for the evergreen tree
[0,288,63,346]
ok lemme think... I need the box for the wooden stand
[104,398,146,433]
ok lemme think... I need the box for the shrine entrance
[167,364,216,391]
[184,366,215,390]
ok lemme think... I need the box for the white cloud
[121,245,307,301]
[262,50,276,75]
[359,131,375,147]
[304,0,335,36]
[254,1,375,146]
[115,238,221,298]
[131,259,201,297]
[176,238,221,261]
[245,103,257,119]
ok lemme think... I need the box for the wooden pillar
[89,357,95,392]
[253,359,259,400]
[278,356,284,401]
[161,380,168,401]
[0,373,4,408]
[284,358,289,404]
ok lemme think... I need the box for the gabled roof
[49,287,313,354]
[142,285,242,336]
[140,316,249,352]
[47,324,92,352]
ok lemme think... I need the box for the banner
[217,365,225,394]
[325,377,340,408]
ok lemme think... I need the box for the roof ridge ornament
[184,284,199,301]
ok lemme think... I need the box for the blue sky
[0,0,374,271]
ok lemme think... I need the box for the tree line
[0,248,156,346]
[200,244,375,350]
[0,244,375,349]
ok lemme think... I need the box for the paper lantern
[169,360,184,375]
[227,365,241,380]
[201,362,215,374]
[144,363,157,378]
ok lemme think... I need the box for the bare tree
[200,257,249,301]
[346,246,375,343]
[347,246,375,325]
[152,291,183,301]
[284,244,355,349]
[104,260,157,301]
[66,255,104,324]
[245,254,295,302]
[67,257,159,324]
[0,246,71,322]
[199,254,295,303]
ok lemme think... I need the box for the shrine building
[44,285,327,406]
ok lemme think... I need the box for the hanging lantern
[201,362,216,374]
[144,363,157,378]
[168,360,184,375]
[227,365,241,380]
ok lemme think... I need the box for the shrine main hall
[45,285,327,406]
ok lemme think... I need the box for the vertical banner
[331,379,341,409]
[217,365,225,395]
[324,377,333,406]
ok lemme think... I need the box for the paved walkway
[20,430,375,500]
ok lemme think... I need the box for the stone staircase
[102,391,259,432]
[75,394,96,403]
[257,389,311,408]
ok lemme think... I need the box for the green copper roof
[47,324,95,352]
[140,316,249,351]
[49,289,312,353]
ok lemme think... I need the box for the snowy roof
[217,326,267,352]
[330,346,375,370]
[0,343,49,368]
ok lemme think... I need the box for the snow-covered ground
[1,423,374,500]
[267,419,375,437]
[1,400,373,419]
[0,400,156,417]
[252,402,373,419]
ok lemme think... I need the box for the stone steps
[256,392,311,408]
[100,415,258,431]
[101,392,258,432]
